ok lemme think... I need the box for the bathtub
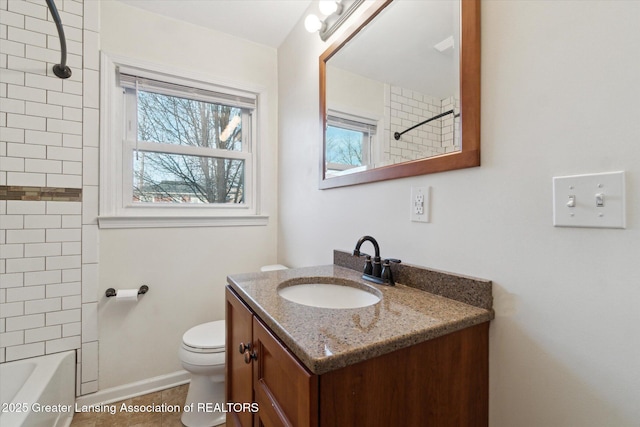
[0,351,75,427]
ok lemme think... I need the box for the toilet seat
[179,320,227,427]
[182,320,225,354]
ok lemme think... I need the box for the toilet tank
[260,265,288,272]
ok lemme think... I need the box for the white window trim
[99,52,269,229]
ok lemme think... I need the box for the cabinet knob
[244,350,258,364]
[239,342,252,354]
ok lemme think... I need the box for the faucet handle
[381,259,401,285]
[363,255,373,275]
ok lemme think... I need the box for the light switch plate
[552,171,626,228]
[410,186,430,223]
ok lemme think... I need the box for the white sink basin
[277,280,381,309]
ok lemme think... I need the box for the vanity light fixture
[319,0,342,16]
[305,0,365,41]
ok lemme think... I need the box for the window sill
[98,214,269,229]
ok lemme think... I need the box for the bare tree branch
[134,91,245,204]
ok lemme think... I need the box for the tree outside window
[325,112,376,175]
[132,90,246,204]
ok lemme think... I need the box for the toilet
[179,320,226,427]
[179,266,287,427]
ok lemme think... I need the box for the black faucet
[353,236,401,285]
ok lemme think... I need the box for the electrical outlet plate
[411,186,430,223]
[552,171,626,228]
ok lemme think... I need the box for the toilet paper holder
[105,285,149,298]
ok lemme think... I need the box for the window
[99,54,267,228]
[325,111,377,176]
[121,74,252,205]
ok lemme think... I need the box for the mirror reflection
[324,0,461,178]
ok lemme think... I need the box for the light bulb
[305,14,323,33]
[319,1,339,16]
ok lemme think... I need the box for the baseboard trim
[75,370,190,406]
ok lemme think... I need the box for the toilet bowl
[179,320,226,427]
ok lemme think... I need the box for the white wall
[326,65,385,118]
[278,1,640,426]
[99,1,279,389]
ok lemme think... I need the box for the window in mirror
[325,111,376,176]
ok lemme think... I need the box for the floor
[69,384,226,427]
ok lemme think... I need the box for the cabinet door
[252,317,318,427]
[226,287,254,427]
[319,322,489,427]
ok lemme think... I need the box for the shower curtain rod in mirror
[394,109,459,141]
[45,0,72,79]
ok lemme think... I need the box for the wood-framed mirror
[319,0,480,189]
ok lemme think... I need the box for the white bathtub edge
[0,351,76,427]
[75,370,190,407]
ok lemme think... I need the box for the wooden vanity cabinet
[318,325,489,427]
[226,287,318,427]
[252,315,318,427]
[226,286,254,427]
[226,286,489,427]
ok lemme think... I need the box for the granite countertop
[227,262,493,375]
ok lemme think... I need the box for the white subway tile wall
[385,86,461,163]
[0,0,100,395]
[441,96,461,153]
